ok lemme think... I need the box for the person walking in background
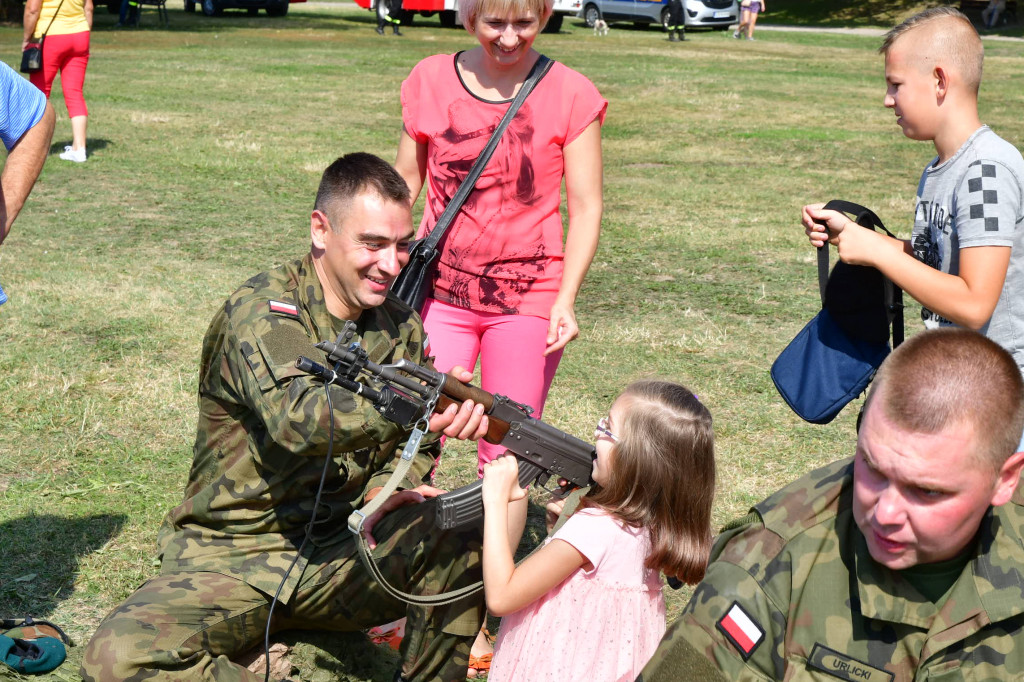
[394,0,605,670]
[115,0,139,28]
[481,380,715,681]
[982,0,1005,28]
[734,0,763,39]
[22,0,91,163]
[666,0,685,41]
[376,0,403,35]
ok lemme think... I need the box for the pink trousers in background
[30,30,90,118]
[421,298,563,476]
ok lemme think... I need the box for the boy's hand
[801,203,833,248]
[803,205,887,267]
[482,455,528,506]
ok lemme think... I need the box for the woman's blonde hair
[459,0,553,31]
[580,380,716,585]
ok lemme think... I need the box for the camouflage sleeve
[641,522,788,682]
[224,307,407,457]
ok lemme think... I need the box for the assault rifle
[296,339,596,530]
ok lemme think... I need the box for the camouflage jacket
[157,255,438,601]
[641,458,1024,682]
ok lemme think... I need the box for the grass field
[1,2,1023,680]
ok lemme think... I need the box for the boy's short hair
[879,7,983,95]
[866,329,1024,469]
[459,0,553,31]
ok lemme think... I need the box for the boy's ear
[934,65,949,99]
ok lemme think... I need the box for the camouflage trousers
[80,499,484,682]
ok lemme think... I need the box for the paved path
[760,22,1023,41]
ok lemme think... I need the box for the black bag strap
[414,55,554,259]
[39,0,67,42]
[816,200,904,347]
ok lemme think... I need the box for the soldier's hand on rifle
[482,456,529,507]
[428,365,489,440]
[363,484,445,549]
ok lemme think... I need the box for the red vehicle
[357,0,573,31]
[357,0,460,27]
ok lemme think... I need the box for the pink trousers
[30,30,89,119]
[421,298,563,476]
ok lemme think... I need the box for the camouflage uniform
[80,255,485,682]
[639,458,1024,682]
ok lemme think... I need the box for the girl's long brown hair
[581,380,716,585]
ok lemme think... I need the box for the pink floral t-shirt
[401,53,607,317]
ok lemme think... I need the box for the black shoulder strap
[417,55,555,255]
[817,200,904,348]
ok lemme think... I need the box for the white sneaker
[59,145,86,163]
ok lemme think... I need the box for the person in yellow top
[23,0,91,163]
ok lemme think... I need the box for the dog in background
[593,18,609,35]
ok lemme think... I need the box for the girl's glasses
[595,416,619,442]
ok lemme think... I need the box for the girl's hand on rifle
[482,456,528,507]
[428,366,489,440]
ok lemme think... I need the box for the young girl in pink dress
[481,380,716,681]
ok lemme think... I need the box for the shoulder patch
[808,644,893,682]
[268,300,299,317]
[716,602,764,660]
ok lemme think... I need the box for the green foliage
[1,5,1023,680]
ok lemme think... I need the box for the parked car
[359,0,577,31]
[580,0,737,30]
[547,0,582,31]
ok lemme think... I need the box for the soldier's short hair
[866,329,1024,468]
[313,153,411,232]
[879,7,983,95]
[458,0,553,32]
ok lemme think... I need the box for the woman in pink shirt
[395,2,605,670]
[395,0,606,470]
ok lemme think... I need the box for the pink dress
[489,508,667,682]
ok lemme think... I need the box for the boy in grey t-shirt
[802,8,1024,376]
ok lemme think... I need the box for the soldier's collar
[853,507,1024,630]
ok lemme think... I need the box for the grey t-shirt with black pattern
[911,125,1024,372]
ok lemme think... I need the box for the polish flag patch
[268,300,299,317]
[717,602,765,660]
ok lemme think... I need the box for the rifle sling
[347,428,486,606]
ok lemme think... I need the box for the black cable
[263,381,336,682]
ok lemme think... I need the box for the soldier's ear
[310,209,331,250]
[991,450,1024,507]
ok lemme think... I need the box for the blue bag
[771,201,904,424]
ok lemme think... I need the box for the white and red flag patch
[716,602,765,660]
[268,300,299,317]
